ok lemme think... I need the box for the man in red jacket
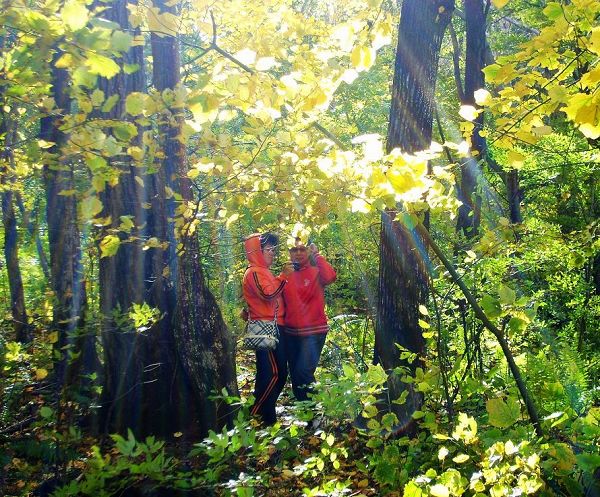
[282,240,336,401]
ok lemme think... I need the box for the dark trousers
[250,333,288,425]
[285,333,326,401]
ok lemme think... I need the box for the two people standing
[242,233,336,425]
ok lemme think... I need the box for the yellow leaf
[532,125,552,137]
[255,57,277,71]
[474,88,492,106]
[491,0,509,8]
[147,7,178,37]
[48,331,59,344]
[62,0,89,31]
[351,46,376,72]
[589,27,600,56]
[430,484,450,497]
[35,368,49,381]
[173,432,182,438]
[233,48,256,66]
[92,176,105,193]
[226,213,239,228]
[85,53,120,79]
[80,196,104,220]
[453,453,470,463]
[459,105,479,121]
[507,150,525,168]
[578,122,600,140]
[100,235,121,258]
[38,140,55,149]
[350,45,362,68]
[55,54,74,69]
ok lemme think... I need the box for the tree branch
[414,221,544,437]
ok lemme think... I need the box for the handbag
[243,302,279,351]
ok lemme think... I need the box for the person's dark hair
[259,232,278,249]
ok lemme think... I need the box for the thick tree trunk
[151,0,238,435]
[456,0,486,237]
[376,0,454,433]
[39,60,94,388]
[96,0,156,435]
[99,0,236,437]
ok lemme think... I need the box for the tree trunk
[0,39,29,344]
[151,0,238,435]
[96,0,156,435]
[375,0,454,433]
[1,190,29,343]
[456,0,486,237]
[98,0,236,437]
[15,195,50,281]
[506,169,522,224]
[39,59,94,388]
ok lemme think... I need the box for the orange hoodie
[242,234,287,325]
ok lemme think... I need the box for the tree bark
[151,0,238,435]
[39,59,94,388]
[98,0,236,437]
[15,195,50,281]
[0,38,29,343]
[456,0,486,238]
[376,0,454,433]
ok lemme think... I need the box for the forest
[0,0,599,495]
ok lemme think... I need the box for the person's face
[262,243,276,267]
[289,246,308,266]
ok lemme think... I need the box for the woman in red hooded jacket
[242,233,293,425]
[282,240,336,401]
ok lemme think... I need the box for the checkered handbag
[243,319,279,350]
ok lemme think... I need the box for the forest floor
[1,350,384,497]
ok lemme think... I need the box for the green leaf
[113,122,138,141]
[62,0,89,31]
[486,396,520,428]
[125,92,146,116]
[91,89,105,106]
[576,453,600,472]
[543,2,563,20]
[111,31,133,52]
[366,364,388,386]
[86,53,120,79]
[498,284,516,305]
[480,295,501,319]
[40,406,54,418]
[102,94,120,113]
[508,316,528,334]
[72,67,97,89]
[123,63,140,75]
[80,196,104,220]
[404,482,423,497]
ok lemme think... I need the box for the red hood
[244,234,267,267]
